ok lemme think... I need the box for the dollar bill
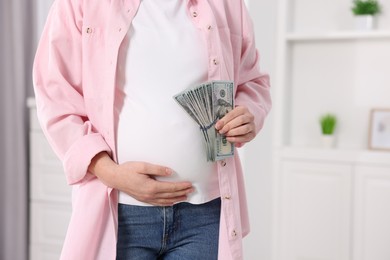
[173,81,234,161]
[212,81,234,161]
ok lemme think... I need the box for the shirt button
[232,230,237,237]
[118,28,122,32]
[220,159,226,167]
[224,195,231,200]
[213,58,219,65]
[207,25,212,30]
[86,27,93,34]
[192,11,198,17]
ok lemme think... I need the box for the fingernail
[215,121,221,130]
[165,168,172,175]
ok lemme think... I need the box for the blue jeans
[116,197,221,260]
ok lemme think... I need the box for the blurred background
[1,0,390,259]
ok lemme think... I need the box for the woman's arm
[33,0,112,185]
[215,2,272,146]
[88,152,194,206]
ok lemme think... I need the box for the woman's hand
[88,152,194,206]
[215,106,256,148]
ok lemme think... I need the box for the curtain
[0,0,34,259]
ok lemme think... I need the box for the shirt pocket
[81,26,105,99]
[218,27,242,82]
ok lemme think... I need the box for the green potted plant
[319,114,337,148]
[352,0,381,30]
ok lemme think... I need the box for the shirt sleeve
[234,1,272,134]
[32,0,112,185]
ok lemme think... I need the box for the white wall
[243,0,278,259]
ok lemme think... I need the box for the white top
[115,0,220,206]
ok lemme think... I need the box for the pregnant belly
[116,107,217,184]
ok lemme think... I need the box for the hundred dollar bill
[173,80,235,161]
[212,81,234,161]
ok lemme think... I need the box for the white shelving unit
[273,0,390,259]
[286,30,390,41]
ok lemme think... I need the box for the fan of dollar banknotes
[173,81,235,162]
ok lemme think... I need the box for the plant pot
[354,15,376,31]
[321,134,336,148]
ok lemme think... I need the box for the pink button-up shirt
[33,0,271,259]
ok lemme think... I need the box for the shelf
[285,31,390,42]
[279,146,390,166]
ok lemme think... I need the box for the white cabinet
[275,148,390,260]
[28,98,72,260]
[279,161,352,260]
[354,166,390,260]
